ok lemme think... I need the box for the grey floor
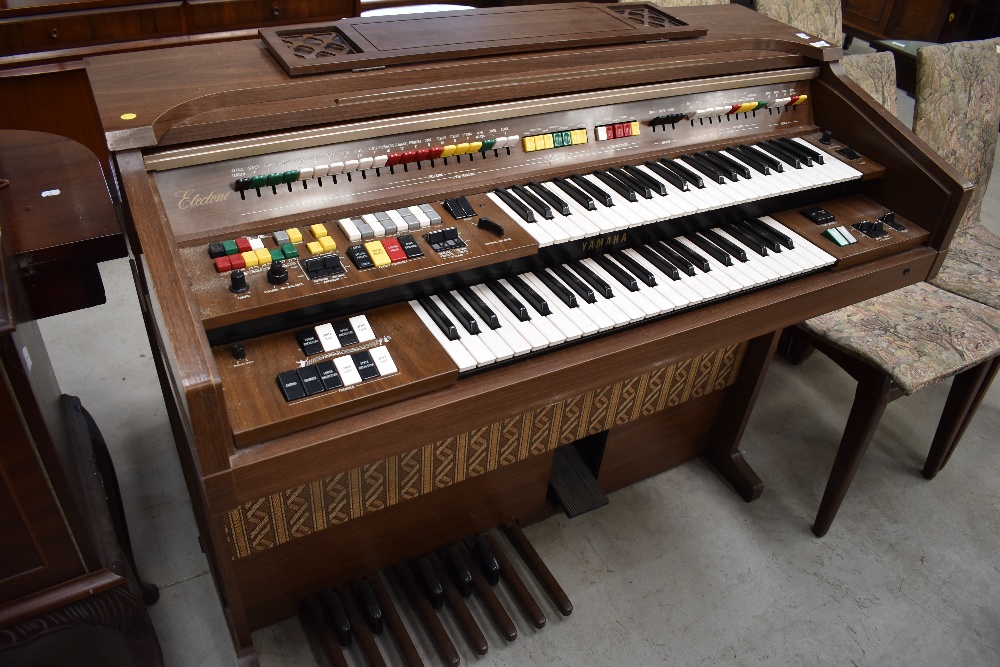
[35,47,1000,666]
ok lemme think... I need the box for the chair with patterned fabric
[754,0,841,47]
[633,0,728,7]
[840,51,898,116]
[786,38,1000,538]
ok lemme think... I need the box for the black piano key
[747,218,794,249]
[570,175,614,207]
[661,157,705,188]
[570,261,614,299]
[706,149,752,179]
[494,187,536,222]
[528,182,571,215]
[593,170,637,202]
[774,137,815,166]
[414,556,445,610]
[651,240,696,276]
[686,233,732,266]
[419,296,460,340]
[756,141,802,168]
[622,164,667,196]
[696,152,739,182]
[739,220,787,252]
[732,219,782,252]
[511,184,554,220]
[723,222,769,256]
[703,228,748,262]
[644,160,690,191]
[439,292,480,334]
[319,589,353,647]
[553,177,596,210]
[594,255,639,292]
[783,137,824,164]
[487,281,530,321]
[442,545,474,598]
[679,154,727,184]
[635,245,681,280]
[609,167,653,199]
[458,287,500,329]
[535,269,578,308]
[352,580,384,635]
[663,237,712,273]
[552,264,596,303]
[727,146,770,175]
[507,274,550,315]
[472,535,501,586]
[612,250,657,287]
[738,144,783,172]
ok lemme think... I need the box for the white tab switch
[349,315,376,342]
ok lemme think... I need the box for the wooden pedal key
[300,598,350,667]
[428,551,488,655]
[368,574,425,667]
[336,584,387,667]
[484,532,546,629]
[503,520,574,616]
[456,540,517,641]
[395,563,460,667]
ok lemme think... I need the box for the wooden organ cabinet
[84,4,971,664]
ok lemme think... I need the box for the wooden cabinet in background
[843,0,954,42]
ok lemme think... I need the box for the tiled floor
[33,45,1000,666]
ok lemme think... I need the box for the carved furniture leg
[923,356,1000,479]
[705,331,779,502]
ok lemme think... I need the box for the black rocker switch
[231,343,246,360]
[800,206,836,225]
[229,269,249,293]
[820,129,834,145]
[267,262,289,285]
[477,216,504,236]
[837,146,861,160]
[443,196,475,219]
[880,211,907,232]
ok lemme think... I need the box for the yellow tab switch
[542,134,555,149]
[285,227,303,243]
[241,251,258,268]
[309,223,327,239]
[629,121,641,136]
[454,142,470,155]
[306,241,323,255]
[440,144,457,157]
[254,248,272,264]
[363,240,392,267]
[468,141,483,153]
[522,136,537,152]
[792,94,808,105]
[571,129,588,145]
[319,236,337,252]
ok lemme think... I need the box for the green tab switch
[250,175,266,189]
[266,173,282,187]
[222,239,239,255]
[561,131,572,146]
[269,248,285,263]
[282,170,300,184]
[481,138,496,151]
[281,243,299,258]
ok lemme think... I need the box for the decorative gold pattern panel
[225,342,747,558]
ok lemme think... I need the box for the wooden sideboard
[843,0,953,42]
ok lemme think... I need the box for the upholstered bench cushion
[930,224,1000,310]
[800,282,1000,395]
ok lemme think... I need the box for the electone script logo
[176,189,231,209]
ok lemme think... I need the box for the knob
[857,220,874,233]
[820,130,834,145]
[879,211,895,224]
[232,344,246,360]
[49,28,59,39]
[267,262,289,285]
[873,219,884,233]
[271,5,279,15]
[229,269,249,293]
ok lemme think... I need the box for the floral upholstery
[841,52,898,116]
[913,38,1000,231]
[800,283,1000,395]
[641,0,728,6]
[754,0,841,47]
[931,223,1000,310]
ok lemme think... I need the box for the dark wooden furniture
[843,0,954,43]
[0,213,162,665]
[87,4,971,663]
[0,130,126,317]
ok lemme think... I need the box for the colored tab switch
[214,256,232,273]
[542,134,555,149]
[429,146,444,159]
[235,238,252,253]
[282,170,299,183]
[285,228,303,243]
[281,243,299,258]
[381,238,408,262]
[309,224,327,239]
[522,136,537,152]
[241,251,258,268]
[255,248,272,265]
[229,253,246,270]
[481,139,495,151]
[269,248,284,263]
[306,241,323,255]
[363,240,392,267]
[319,236,337,253]
[440,145,457,157]
[222,240,239,255]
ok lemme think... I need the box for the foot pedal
[548,446,609,518]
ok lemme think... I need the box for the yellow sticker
[120,113,137,120]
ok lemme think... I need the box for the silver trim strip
[143,67,819,171]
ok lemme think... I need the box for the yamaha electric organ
[85,4,971,663]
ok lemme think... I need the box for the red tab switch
[429,146,444,159]
[381,237,408,263]
[416,148,430,161]
[229,253,246,270]
[214,256,232,273]
[621,122,632,137]
[386,153,403,166]
[403,151,418,163]
[235,237,252,253]
[613,123,625,138]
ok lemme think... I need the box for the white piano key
[487,192,555,246]
[472,284,550,351]
[456,290,531,356]
[621,248,703,307]
[498,278,577,341]
[429,294,496,367]
[580,257,662,317]
[449,291,516,361]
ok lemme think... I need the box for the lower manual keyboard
[409,216,835,372]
